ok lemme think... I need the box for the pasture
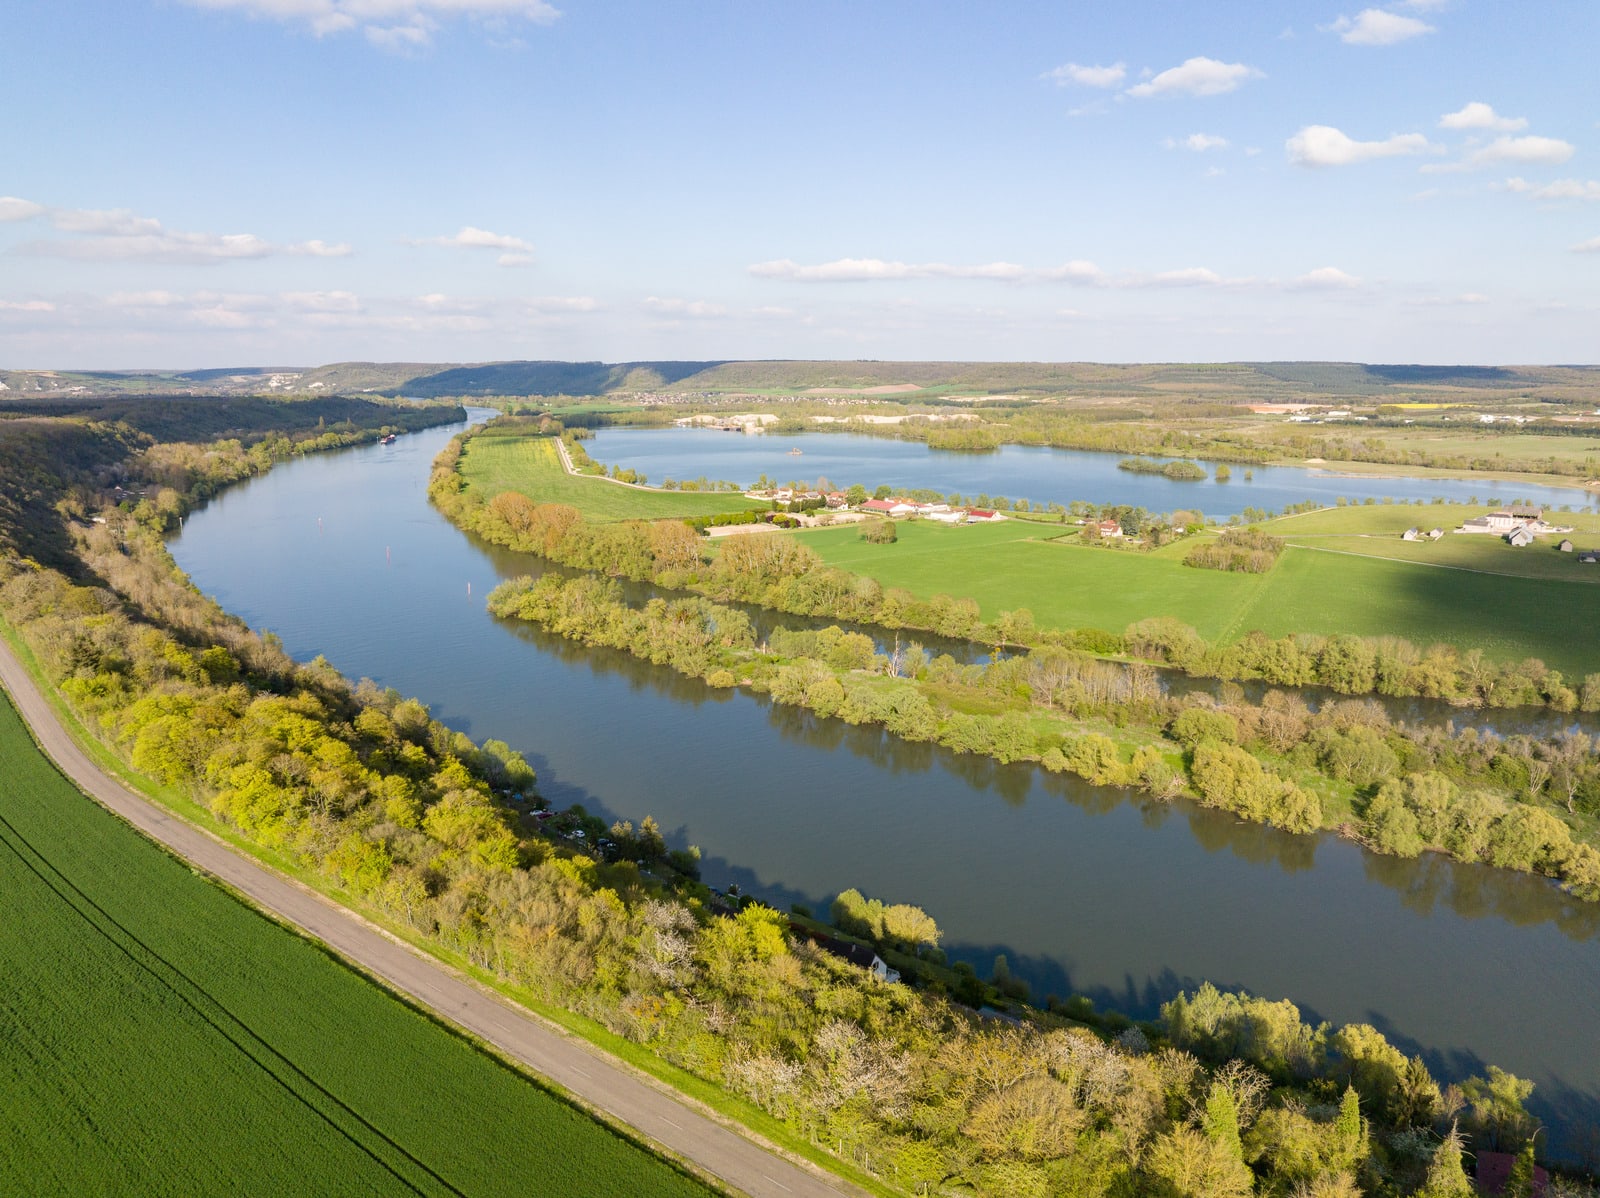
[459,431,755,522]
[797,513,1600,676]
[0,687,710,1197]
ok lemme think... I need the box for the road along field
[796,509,1600,678]
[0,680,723,1197]
[458,430,755,523]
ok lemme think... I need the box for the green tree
[1416,1124,1473,1198]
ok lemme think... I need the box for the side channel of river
[588,426,1600,519]
[169,415,1600,1149]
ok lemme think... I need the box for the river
[587,426,1599,519]
[169,414,1600,1148]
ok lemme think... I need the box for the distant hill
[381,360,729,398]
[4,359,1596,404]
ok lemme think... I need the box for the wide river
[171,415,1600,1146]
[588,426,1599,518]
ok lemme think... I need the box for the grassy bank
[458,429,754,522]
[0,683,714,1197]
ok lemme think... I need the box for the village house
[1460,505,1544,534]
[1095,518,1123,538]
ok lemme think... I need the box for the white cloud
[0,197,48,222]
[289,239,354,257]
[1440,101,1528,132]
[1407,291,1490,306]
[180,0,560,48]
[0,195,348,264]
[411,225,534,253]
[1048,61,1126,88]
[1573,236,1600,254]
[1292,266,1362,289]
[1166,133,1229,152]
[282,290,360,312]
[0,299,55,312]
[1504,177,1600,201]
[1151,267,1224,286]
[1126,57,1261,99]
[1286,124,1433,166]
[1323,8,1435,45]
[748,257,1107,284]
[1466,135,1575,167]
[643,296,727,317]
[23,231,278,263]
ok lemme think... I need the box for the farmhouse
[1508,526,1536,548]
[1460,505,1544,535]
[966,509,1005,523]
[1095,518,1124,538]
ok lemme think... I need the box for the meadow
[0,687,710,1197]
[797,512,1600,677]
[458,431,755,522]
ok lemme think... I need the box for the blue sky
[2,1,1596,368]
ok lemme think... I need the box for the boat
[381,433,397,444]
[787,447,802,455]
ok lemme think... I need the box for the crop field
[797,515,1600,676]
[460,431,755,522]
[0,688,710,1197]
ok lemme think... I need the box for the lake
[170,414,1600,1150]
[587,426,1598,518]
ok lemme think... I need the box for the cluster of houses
[743,488,1008,525]
[1453,505,1576,548]
[858,498,1006,524]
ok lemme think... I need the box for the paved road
[0,637,858,1198]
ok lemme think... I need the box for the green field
[459,432,755,522]
[798,515,1600,676]
[0,686,711,1197]
[1270,502,1600,583]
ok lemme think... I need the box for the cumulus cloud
[1465,136,1574,167]
[1406,292,1490,306]
[749,257,1351,293]
[179,0,560,48]
[0,195,349,264]
[1165,133,1229,151]
[643,296,727,318]
[1439,102,1528,132]
[1323,8,1434,45]
[748,258,1106,284]
[1504,177,1600,201]
[1286,124,1433,166]
[410,225,534,253]
[0,197,49,222]
[1573,236,1600,254]
[1047,61,1126,88]
[1292,266,1362,289]
[289,239,354,257]
[1127,56,1261,98]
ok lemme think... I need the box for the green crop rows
[0,686,711,1197]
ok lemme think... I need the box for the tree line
[488,572,1600,904]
